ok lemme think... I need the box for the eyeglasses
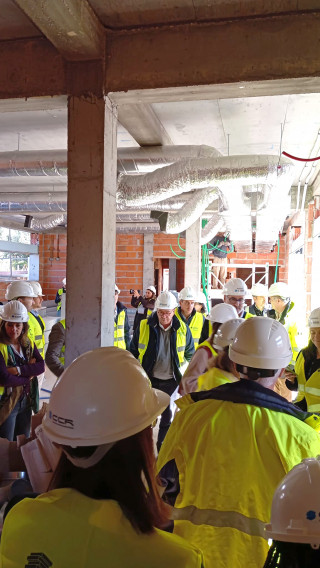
[228,297,245,304]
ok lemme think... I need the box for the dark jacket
[130,311,195,382]
[115,301,130,350]
[131,295,156,332]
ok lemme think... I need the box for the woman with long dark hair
[0,347,203,567]
[0,301,44,441]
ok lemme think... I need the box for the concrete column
[169,258,177,290]
[142,233,154,292]
[185,219,201,291]
[65,95,117,364]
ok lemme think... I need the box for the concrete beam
[0,38,66,99]
[118,104,173,146]
[107,11,320,92]
[14,0,105,61]
[0,240,38,254]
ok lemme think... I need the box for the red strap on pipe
[282,151,320,162]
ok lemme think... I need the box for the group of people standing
[0,275,320,567]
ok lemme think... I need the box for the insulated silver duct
[30,214,67,231]
[0,151,67,177]
[0,202,67,213]
[151,187,219,234]
[200,214,226,245]
[117,155,294,208]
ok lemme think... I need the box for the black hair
[302,340,317,367]
[264,540,320,567]
[236,363,278,380]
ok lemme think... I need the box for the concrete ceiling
[0,0,319,241]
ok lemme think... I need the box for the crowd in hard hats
[0,276,320,568]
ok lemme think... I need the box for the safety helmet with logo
[206,302,238,323]
[251,283,268,297]
[265,457,320,546]
[268,281,290,299]
[5,281,37,301]
[309,308,320,328]
[43,347,169,456]
[178,286,197,301]
[29,281,44,297]
[229,317,292,369]
[115,284,120,294]
[146,285,156,295]
[214,318,243,349]
[223,278,247,297]
[155,291,177,310]
[0,300,29,323]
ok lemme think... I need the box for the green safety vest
[114,310,126,350]
[138,318,187,366]
[59,319,66,365]
[28,312,46,357]
[175,309,204,349]
[295,351,320,413]
[0,340,34,395]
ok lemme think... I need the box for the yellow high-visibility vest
[0,488,204,568]
[114,310,126,350]
[0,340,34,395]
[295,351,320,412]
[138,318,187,366]
[59,319,66,365]
[175,309,204,349]
[28,311,45,357]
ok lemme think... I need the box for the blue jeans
[0,395,31,441]
[151,377,178,452]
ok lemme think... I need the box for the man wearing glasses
[223,278,248,318]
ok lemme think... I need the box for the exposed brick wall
[116,234,144,308]
[227,235,287,284]
[39,234,67,300]
[154,233,186,259]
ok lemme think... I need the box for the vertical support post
[185,219,201,291]
[65,95,117,364]
[142,233,154,292]
[169,258,177,290]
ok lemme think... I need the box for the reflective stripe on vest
[175,310,203,349]
[298,384,320,397]
[308,403,320,412]
[138,319,187,366]
[59,319,66,365]
[114,310,126,350]
[172,505,265,539]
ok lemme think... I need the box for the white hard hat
[196,291,207,305]
[223,278,247,297]
[214,318,243,349]
[29,281,44,297]
[155,291,178,310]
[43,347,170,448]
[229,317,292,369]
[62,278,66,286]
[147,285,156,295]
[268,281,290,299]
[265,457,320,546]
[251,283,268,297]
[179,286,197,301]
[206,302,238,323]
[5,281,37,301]
[0,300,29,323]
[115,284,120,294]
[309,308,320,328]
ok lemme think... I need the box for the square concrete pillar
[142,233,154,293]
[185,219,201,291]
[65,95,117,364]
